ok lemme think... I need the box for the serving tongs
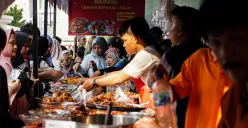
[104,102,113,125]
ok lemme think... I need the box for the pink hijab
[0,29,15,78]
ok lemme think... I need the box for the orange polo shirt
[170,48,233,128]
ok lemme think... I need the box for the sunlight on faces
[169,16,182,45]
[120,27,138,55]
[8,34,17,57]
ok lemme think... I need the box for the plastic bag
[71,85,87,106]
[114,87,133,104]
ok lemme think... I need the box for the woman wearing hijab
[84,36,96,56]
[35,37,63,81]
[11,31,31,69]
[51,38,63,70]
[92,47,129,77]
[0,29,20,103]
[10,31,39,118]
[79,37,108,77]
[41,34,54,67]
[37,37,50,68]
[0,27,10,128]
[60,50,74,78]
[0,29,25,127]
[105,47,120,67]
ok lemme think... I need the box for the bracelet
[93,79,99,87]
[99,69,105,75]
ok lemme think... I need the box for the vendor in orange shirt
[135,48,233,128]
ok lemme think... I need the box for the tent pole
[53,0,57,37]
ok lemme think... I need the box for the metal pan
[71,115,139,128]
[94,104,145,112]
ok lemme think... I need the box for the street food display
[88,91,139,103]
[42,91,75,105]
[22,81,150,128]
[87,109,128,115]
[87,90,145,112]
[60,76,80,84]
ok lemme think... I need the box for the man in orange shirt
[135,48,233,128]
[199,0,248,127]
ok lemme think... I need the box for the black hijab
[0,27,9,127]
[38,36,49,57]
[11,31,30,68]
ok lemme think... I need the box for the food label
[44,120,78,128]
[153,92,171,106]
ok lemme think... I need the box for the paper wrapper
[8,69,21,105]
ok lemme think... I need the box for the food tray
[94,104,145,112]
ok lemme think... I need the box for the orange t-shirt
[170,48,233,128]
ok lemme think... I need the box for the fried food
[42,91,75,105]
[86,109,127,115]
[60,76,80,84]
[88,91,140,107]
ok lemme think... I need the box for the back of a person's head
[118,17,150,43]
[116,39,127,58]
[149,27,163,41]
[38,36,49,56]
[88,36,96,44]
[162,39,172,46]
[41,34,53,45]
[54,36,62,44]
[20,23,40,36]
[200,0,248,40]
[107,36,119,47]
[171,6,200,37]
[77,36,86,42]
[0,27,6,51]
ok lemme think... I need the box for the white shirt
[122,46,160,86]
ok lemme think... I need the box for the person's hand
[81,78,94,92]
[95,87,103,95]
[51,70,63,80]
[8,80,21,96]
[92,70,101,77]
[75,57,82,63]
[134,117,160,128]
[77,77,87,85]
[73,63,80,72]
[31,69,40,86]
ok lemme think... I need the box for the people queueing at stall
[1,0,248,127]
[79,17,161,108]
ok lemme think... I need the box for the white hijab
[51,38,63,70]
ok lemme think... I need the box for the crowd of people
[1,0,248,127]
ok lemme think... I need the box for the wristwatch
[93,79,99,87]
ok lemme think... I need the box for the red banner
[68,0,145,36]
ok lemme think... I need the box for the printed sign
[68,0,145,36]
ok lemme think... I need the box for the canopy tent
[48,0,68,13]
